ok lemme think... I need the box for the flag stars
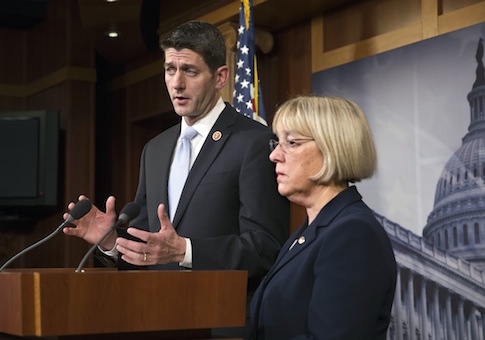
[245,101,253,110]
[240,45,249,55]
[237,94,244,103]
[237,59,244,68]
[238,25,245,35]
[245,68,251,76]
[240,79,250,89]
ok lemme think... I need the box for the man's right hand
[62,195,118,250]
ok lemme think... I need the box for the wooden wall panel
[104,89,129,206]
[313,0,485,73]
[24,1,69,82]
[62,81,96,200]
[0,97,24,111]
[0,0,97,269]
[126,74,170,122]
[22,0,93,79]
[438,0,485,34]
[441,0,483,13]
[323,0,422,51]
[0,30,25,85]
[68,0,96,68]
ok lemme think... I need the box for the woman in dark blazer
[250,96,397,339]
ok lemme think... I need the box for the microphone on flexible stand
[75,202,140,273]
[0,200,92,272]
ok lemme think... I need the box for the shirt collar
[180,98,225,140]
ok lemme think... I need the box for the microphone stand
[0,225,63,271]
[0,200,92,271]
[75,227,117,273]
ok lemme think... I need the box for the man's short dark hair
[161,21,226,72]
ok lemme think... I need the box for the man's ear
[215,65,229,90]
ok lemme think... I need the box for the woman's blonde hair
[272,95,377,184]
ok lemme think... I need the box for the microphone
[75,202,140,273]
[0,200,92,271]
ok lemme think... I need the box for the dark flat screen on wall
[0,118,39,198]
[0,110,59,216]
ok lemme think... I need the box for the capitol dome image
[424,38,485,271]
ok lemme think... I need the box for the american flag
[233,0,267,125]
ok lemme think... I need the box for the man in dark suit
[64,21,289,290]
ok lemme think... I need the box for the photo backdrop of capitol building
[313,23,485,340]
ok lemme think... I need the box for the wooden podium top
[0,268,247,338]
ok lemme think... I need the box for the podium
[0,269,247,339]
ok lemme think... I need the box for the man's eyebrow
[164,61,197,69]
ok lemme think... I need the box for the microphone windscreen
[69,200,92,220]
[118,202,141,224]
